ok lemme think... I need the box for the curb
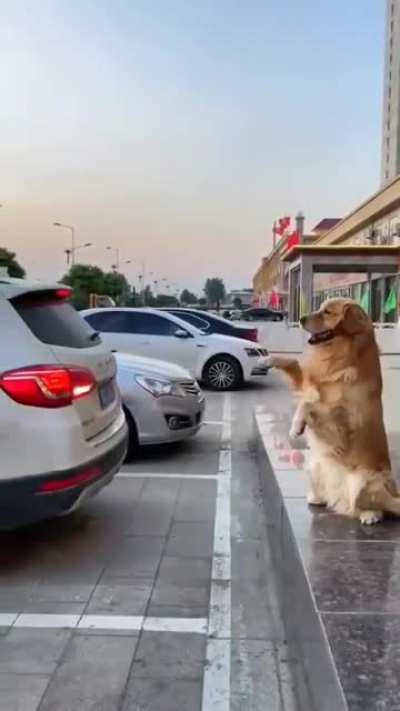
[254,412,348,711]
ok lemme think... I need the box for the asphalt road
[0,373,304,711]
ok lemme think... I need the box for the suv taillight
[246,329,258,342]
[0,365,95,408]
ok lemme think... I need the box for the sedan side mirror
[174,328,191,339]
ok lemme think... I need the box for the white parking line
[118,472,218,480]
[202,393,232,711]
[7,613,208,634]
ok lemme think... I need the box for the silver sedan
[115,352,206,458]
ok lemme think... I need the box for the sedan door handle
[196,344,206,348]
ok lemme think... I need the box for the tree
[233,296,242,309]
[0,247,26,278]
[62,264,105,309]
[204,278,226,310]
[142,285,156,307]
[198,297,207,307]
[126,287,141,307]
[180,289,198,305]
[102,271,131,306]
[155,294,179,307]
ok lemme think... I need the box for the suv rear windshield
[11,292,101,349]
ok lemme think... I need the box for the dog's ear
[342,303,372,335]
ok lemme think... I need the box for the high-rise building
[381,1,400,185]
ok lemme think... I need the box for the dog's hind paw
[359,510,383,525]
[307,492,326,506]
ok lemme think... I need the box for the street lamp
[54,222,75,265]
[106,246,120,272]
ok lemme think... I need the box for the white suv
[82,308,269,390]
[0,278,128,529]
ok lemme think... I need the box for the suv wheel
[203,356,242,391]
[124,407,139,461]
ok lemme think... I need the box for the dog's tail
[381,490,400,516]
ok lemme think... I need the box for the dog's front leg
[267,356,303,390]
[289,402,306,439]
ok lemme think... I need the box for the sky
[0,0,385,295]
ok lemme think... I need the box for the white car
[81,308,269,390]
[0,278,128,529]
[115,353,205,457]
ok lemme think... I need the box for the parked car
[82,308,269,391]
[0,278,128,529]
[241,307,284,322]
[116,352,205,458]
[162,307,259,342]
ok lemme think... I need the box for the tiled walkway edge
[254,412,347,711]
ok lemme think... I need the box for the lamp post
[106,246,120,272]
[54,223,77,265]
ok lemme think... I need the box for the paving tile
[127,480,180,536]
[0,628,71,674]
[85,581,153,616]
[155,556,211,586]
[102,536,165,579]
[231,539,285,641]
[301,540,400,613]
[122,678,202,711]
[286,496,400,542]
[150,582,209,608]
[147,604,209,619]
[131,631,206,679]
[174,480,216,522]
[230,640,282,711]
[323,613,400,711]
[39,634,138,711]
[0,672,50,711]
[29,583,95,603]
[165,523,213,558]
[22,602,86,615]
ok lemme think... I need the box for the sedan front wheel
[203,356,243,391]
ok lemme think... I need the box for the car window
[86,310,187,336]
[169,311,209,330]
[12,292,101,349]
[84,311,128,332]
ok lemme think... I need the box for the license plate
[99,380,115,409]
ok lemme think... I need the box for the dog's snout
[300,315,307,326]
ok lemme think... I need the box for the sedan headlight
[245,347,269,357]
[135,375,186,398]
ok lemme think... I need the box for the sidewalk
[255,362,400,711]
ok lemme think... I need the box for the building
[283,176,400,322]
[252,214,340,309]
[381,0,400,184]
[225,289,253,308]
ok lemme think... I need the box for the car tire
[203,355,243,391]
[123,407,139,461]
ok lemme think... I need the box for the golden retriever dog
[268,298,400,525]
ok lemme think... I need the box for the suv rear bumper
[0,430,128,530]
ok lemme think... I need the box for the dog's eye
[323,309,331,315]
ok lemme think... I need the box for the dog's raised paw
[359,510,383,525]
